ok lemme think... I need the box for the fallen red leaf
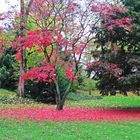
[0,108,140,122]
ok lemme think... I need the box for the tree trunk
[18,0,25,97]
[56,104,63,110]
[55,79,72,110]
[56,97,64,110]
[18,66,25,97]
[18,0,33,97]
[55,80,63,110]
[123,91,128,96]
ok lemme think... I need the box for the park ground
[0,89,140,140]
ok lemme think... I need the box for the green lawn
[0,89,140,140]
[66,96,140,108]
[0,120,140,140]
[0,89,16,97]
[1,89,140,109]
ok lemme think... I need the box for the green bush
[79,78,97,95]
[70,81,79,92]
[0,47,18,90]
[25,80,56,103]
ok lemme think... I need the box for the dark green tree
[122,0,140,52]
[88,0,140,96]
[0,48,18,90]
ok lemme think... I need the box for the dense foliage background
[0,0,139,106]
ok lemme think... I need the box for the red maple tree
[12,0,132,110]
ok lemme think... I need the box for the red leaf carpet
[0,108,140,122]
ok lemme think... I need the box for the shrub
[0,47,18,90]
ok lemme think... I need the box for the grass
[66,93,140,108]
[0,120,140,140]
[0,89,16,97]
[0,89,49,109]
[0,89,140,139]
[1,89,140,109]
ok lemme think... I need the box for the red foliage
[88,61,123,79]
[15,29,69,51]
[15,53,22,61]
[14,27,77,82]
[91,3,126,17]
[91,3,132,31]
[0,108,140,122]
[23,65,55,83]
[15,29,52,50]
[64,2,80,14]
[65,68,77,80]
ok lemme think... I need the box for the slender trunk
[18,66,25,97]
[18,52,26,97]
[18,0,25,97]
[55,80,72,110]
[56,97,63,110]
[55,80,63,110]
[18,0,33,97]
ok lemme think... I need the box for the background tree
[122,0,140,52]
[0,48,17,90]
[122,0,140,95]
[88,0,140,96]
[0,12,17,90]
